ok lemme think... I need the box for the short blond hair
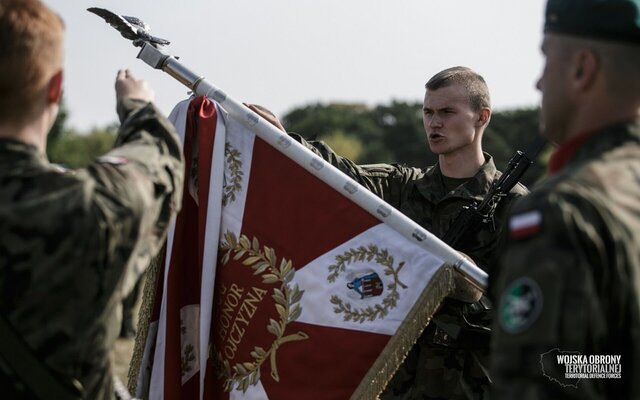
[425,66,491,112]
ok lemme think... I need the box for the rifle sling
[0,313,83,399]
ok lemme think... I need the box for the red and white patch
[97,155,128,165]
[509,210,542,240]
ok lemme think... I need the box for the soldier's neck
[438,147,484,179]
[555,92,640,145]
[0,110,55,154]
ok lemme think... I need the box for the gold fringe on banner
[127,250,164,394]
[350,265,455,400]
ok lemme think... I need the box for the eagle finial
[88,7,170,47]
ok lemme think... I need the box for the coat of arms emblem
[347,272,384,299]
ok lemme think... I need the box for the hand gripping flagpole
[86,7,487,291]
[134,43,488,292]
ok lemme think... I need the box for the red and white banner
[135,96,453,400]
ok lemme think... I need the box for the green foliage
[45,97,118,168]
[282,102,392,163]
[45,97,548,187]
[282,102,547,187]
[48,127,117,168]
[484,108,547,187]
[372,101,437,168]
[322,130,364,161]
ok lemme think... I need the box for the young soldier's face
[422,84,480,156]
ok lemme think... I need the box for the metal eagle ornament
[88,7,170,47]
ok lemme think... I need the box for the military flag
[82,15,485,400]
[132,95,461,400]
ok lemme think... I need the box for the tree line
[49,100,549,187]
[282,102,549,187]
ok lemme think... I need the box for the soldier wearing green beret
[0,0,184,398]
[491,0,640,398]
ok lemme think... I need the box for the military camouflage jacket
[292,134,528,271]
[491,120,640,399]
[0,99,184,399]
[293,134,528,398]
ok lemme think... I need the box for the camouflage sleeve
[78,98,184,297]
[288,133,421,206]
[490,189,615,399]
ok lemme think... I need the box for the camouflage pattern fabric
[291,134,527,399]
[0,98,184,399]
[491,120,640,399]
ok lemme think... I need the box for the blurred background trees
[282,102,549,187]
[48,98,548,186]
[47,99,117,168]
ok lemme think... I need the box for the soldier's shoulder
[506,174,615,244]
[511,178,574,212]
[9,164,80,192]
[577,146,640,194]
[562,149,640,225]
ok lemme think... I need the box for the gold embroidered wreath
[328,244,408,322]
[214,232,308,392]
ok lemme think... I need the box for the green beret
[545,0,640,44]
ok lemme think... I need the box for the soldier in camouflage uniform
[491,0,640,398]
[250,67,528,399]
[0,1,184,398]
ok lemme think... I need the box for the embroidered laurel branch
[179,319,196,377]
[222,143,243,206]
[328,245,408,323]
[181,344,196,376]
[216,231,308,393]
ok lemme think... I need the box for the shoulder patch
[509,210,542,240]
[97,155,129,165]
[51,163,69,173]
[499,276,543,334]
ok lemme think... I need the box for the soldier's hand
[115,69,154,104]
[245,103,286,133]
[448,253,483,303]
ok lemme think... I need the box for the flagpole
[135,43,488,291]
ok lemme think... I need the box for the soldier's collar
[0,137,41,157]
[548,130,597,176]
[416,153,496,202]
[0,137,48,167]
[548,118,640,175]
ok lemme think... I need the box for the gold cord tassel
[350,265,455,400]
[127,251,164,394]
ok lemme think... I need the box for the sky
[43,0,547,132]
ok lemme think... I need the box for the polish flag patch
[97,155,129,165]
[509,210,542,240]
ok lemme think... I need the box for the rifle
[441,136,546,258]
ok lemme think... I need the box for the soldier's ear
[476,107,491,127]
[572,50,598,90]
[47,70,64,104]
